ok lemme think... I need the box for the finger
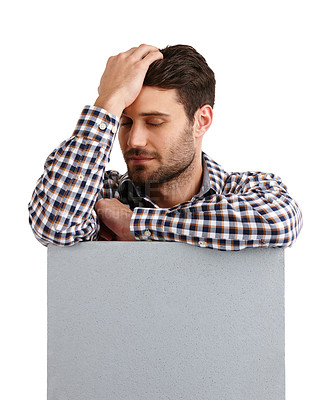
[115,47,138,59]
[131,44,162,61]
[99,224,115,241]
[125,46,138,56]
[139,50,163,68]
[113,46,137,58]
[97,215,116,241]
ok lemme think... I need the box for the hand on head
[94,44,163,117]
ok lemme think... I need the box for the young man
[28,44,302,250]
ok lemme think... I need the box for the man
[28,44,302,250]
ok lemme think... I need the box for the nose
[127,123,148,148]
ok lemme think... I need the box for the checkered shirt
[28,105,303,250]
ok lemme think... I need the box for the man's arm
[28,45,163,246]
[28,107,120,245]
[128,171,303,251]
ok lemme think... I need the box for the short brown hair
[143,45,216,121]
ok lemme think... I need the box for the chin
[128,168,149,186]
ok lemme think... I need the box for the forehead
[123,86,185,118]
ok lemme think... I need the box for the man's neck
[146,153,203,208]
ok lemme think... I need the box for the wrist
[94,96,124,119]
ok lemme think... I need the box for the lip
[129,157,155,164]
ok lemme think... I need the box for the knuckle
[117,52,126,59]
[95,198,106,210]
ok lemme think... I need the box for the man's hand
[95,198,136,241]
[94,44,163,117]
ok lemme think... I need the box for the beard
[124,125,196,187]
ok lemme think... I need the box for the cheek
[157,127,177,148]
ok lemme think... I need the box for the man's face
[118,86,196,186]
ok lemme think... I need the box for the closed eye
[147,122,164,127]
[121,122,164,127]
[120,117,133,127]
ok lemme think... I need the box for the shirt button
[198,240,206,247]
[98,122,107,131]
[78,174,84,181]
[111,126,118,134]
[144,230,152,237]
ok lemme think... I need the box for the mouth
[128,156,155,164]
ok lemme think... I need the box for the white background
[1,0,330,399]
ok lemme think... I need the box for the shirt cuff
[130,207,169,240]
[130,207,213,249]
[73,105,120,147]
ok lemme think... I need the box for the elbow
[28,203,98,247]
[28,208,74,247]
[288,203,303,246]
[268,200,303,248]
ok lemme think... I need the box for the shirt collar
[198,152,227,197]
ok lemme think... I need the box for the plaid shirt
[28,105,302,250]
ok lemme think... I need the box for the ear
[193,105,213,138]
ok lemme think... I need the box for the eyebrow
[122,111,171,117]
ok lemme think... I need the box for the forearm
[129,173,303,251]
[28,106,120,246]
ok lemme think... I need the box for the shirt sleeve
[130,172,303,251]
[28,106,120,246]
